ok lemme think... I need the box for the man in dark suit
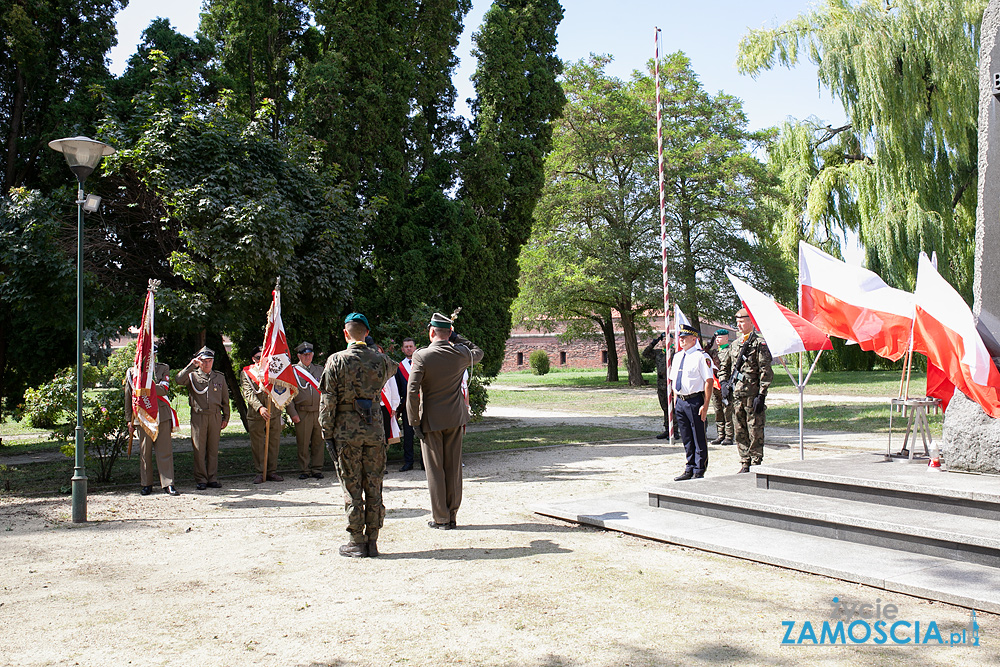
[395,337,420,471]
[406,313,483,529]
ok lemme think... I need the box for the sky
[110,0,845,131]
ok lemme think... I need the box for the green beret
[715,328,730,336]
[344,312,370,330]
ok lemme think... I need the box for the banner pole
[262,394,272,481]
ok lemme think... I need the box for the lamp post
[48,136,115,523]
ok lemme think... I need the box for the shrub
[468,373,490,422]
[529,349,551,375]
[21,363,101,429]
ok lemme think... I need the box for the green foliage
[516,54,788,385]
[57,388,128,483]
[529,349,551,375]
[738,0,985,297]
[467,372,490,422]
[20,362,100,429]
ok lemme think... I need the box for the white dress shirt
[668,344,714,396]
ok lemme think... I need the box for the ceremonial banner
[131,286,159,441]
[727,271,832,357]
[799,241,913,361]
[257,287,298,409]
[381,375,401,443]
[911,253,1000,417]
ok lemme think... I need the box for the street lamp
[48,136,115,523]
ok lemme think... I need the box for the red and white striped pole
[654,27,674,444]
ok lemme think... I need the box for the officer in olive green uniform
[125,361,178,496]
[708,329,734,446]
[242,346,285,484]
[320,313,396,558]
[642,332,670,439]
[719,309,772,473]
[286,341,325,480]
[176,347,231,490]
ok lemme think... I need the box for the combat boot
[710,435,725,445]
[339,542,368,558]
[366,530,379,557]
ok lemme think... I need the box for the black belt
[679,392,703,401]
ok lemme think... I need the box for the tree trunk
[4,70,26,195]
[594,312,618,382]
[619,309,643,386]
[205,331,249,430]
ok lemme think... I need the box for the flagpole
[655,27,673,444]
[263,394,272,480]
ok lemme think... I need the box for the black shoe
[140,486,152,496]
[428,520,452,530]
[367,541,379,558]
[721,439,733,447]
[266,473,284,482]
[207,481,222,489]
[164,485,180,496]
[710,436,724,445]
[399,463,413,472]
[737,464,751,474]
[449,521,457,529]
[298,473,310,480]
[196,483,207,490]
[673,471,693,481]
[655,431,669,439]
[339,543,368,558]
[312,472,324,479]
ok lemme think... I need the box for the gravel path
[0,418,993,666]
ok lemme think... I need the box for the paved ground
[1,408,994,666]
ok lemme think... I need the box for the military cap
[677,323,699,337]
[344,312,370,330]
[196,346,215,359]
[295,341,314,354]
[428,312,453,328]
[715,328,730,336]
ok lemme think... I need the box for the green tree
[0,0,124,194]
[199,0,309,138]
[737,0,985,296]
[516,55,786,386]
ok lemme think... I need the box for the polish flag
[799,241,913,361]
[727,271,832,357]
[911,253,1000,417]
[257,287,299,409]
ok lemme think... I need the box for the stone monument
[942,0,1000,473]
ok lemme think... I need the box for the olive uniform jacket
[406,334,484,433]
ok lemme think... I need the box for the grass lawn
[766,402,943,436]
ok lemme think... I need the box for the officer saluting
[669,324,715,481]
[176,347,231,489]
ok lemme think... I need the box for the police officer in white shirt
[669,323,715,480]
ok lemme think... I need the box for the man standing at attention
[708,329,734,447]
[320,313,396,558]
[395,337,420,471]
[669,324,715,481]
[720,308,773,473]
[126,349,179,496]
[242,346,285,484]
[176,347,230,490]
[286,342,325,480]
[406,312,483,529]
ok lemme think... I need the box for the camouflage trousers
[712,388,734,440]
[733,395,765,465]
[328,436,386,543]
[656,378,670,429]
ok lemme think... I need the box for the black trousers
[676,392,708,475]
[399,405,416,465]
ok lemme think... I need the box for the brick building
[502,316,729,372]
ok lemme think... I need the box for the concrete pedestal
[942,391,1000,473]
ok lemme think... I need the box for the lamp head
[48,136,115,183]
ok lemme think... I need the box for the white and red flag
[798,241,913,361]
[727,271,832,357]
[257,286,298,409]
[911,253,1000,417]
[381,375,401,443]
[131,285,160,440]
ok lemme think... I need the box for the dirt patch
[0,432,994,666]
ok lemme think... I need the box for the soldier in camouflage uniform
[642,332,670,439]
[719,308,772,473]
[320,312,396,558]
[708,329,734,446]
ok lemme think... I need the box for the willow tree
[738,0,985,297]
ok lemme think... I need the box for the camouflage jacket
[319,343,396,441]
[641,337,668,379]
[719,331,773,399]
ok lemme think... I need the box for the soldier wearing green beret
[320,313,396,558]
[719,308,772,473]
